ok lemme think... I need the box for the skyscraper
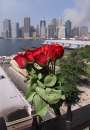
[51,18,58,26]
[80,26,88,36]
[40,20,46,39]
[47,24,58,39]
[3,19,11,38]
[12,22,19,38]
[47,18,58,39]
[65,20,72,38]
[72,27,80,38]
[58,17,65,39]
[19,27,24,38]
[36,24,40,37]
[30,26,35,37]
[0,22,3,38]
[24,17,30,38]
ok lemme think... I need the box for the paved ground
[2,64,56,121]
[2,64,27,94]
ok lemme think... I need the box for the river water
[0,39,43,56]
[0,39,71,56]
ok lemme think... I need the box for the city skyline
[0,0,73,25]
[0,17,89,40]
[0,0,90,28]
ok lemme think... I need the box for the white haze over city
[0,0,89,28]
[64,0,90,28]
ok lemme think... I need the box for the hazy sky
[0,0,74,25]
[0,0,90,28]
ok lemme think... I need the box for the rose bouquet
[14,44,66,118]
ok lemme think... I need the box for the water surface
[0,39,43,56]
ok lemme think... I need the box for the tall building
[36,24,40,37]
[58,26,65,39]
[80,26,88,36]
[72,27,80,38]
[24,17,30,38]
[19,27,24,38]
[58,17,65,39]
[65,20,72,38]
[51,18,58,26]
[3,19,11,38]
[0,22,3,37]
[47,18,58,39]
[30,26,35,37]
[47,24,58,39]
[40,20,46,39]
[12,22,19,38]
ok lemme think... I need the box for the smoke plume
[64,0,90,27]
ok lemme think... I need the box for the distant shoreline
[0,37,41,40]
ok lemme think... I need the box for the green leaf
[37,80,45,88]
[25,83,37,99]
[38,73,43,80]
[30,74,38,84]
[26,63,32,73]
[45,88,65,104]
[30,68,36,75]
[25,84,32,99]
[34,63,43,70]
[57,75,65,87]
[36,87,65,105]
[27,92,36,102]
[44,74,57,87]
[33,94,48,117]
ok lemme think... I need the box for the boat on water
[43,39,90,49]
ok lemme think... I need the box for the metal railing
[30,104,90,130]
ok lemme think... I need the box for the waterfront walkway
[2,64,27,93]
[0,66,33,129]
[0,66,29,116]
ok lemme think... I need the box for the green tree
[56,49,87,120]
[77,45,90,62]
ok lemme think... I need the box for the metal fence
[30,104,90,130]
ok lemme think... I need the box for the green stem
[54,108,61,117]
[54,61,56,74]
[51,61,56,74]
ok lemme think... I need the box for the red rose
[14,54,27,68]
[49,44,64,61]
[41,44,51,60]
[35,52,48,66]
[32,46,49,65]
[32,47,42,59]
[55,44,64,58]
[41,44,49,54]
[24,50,34,63]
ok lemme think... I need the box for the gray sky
[0,0,74,25]
[0,0,90,28]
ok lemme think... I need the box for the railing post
[66,103,72,130]
[66,104,72,122]
[32,116,39,130]
[66,120,71,130]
